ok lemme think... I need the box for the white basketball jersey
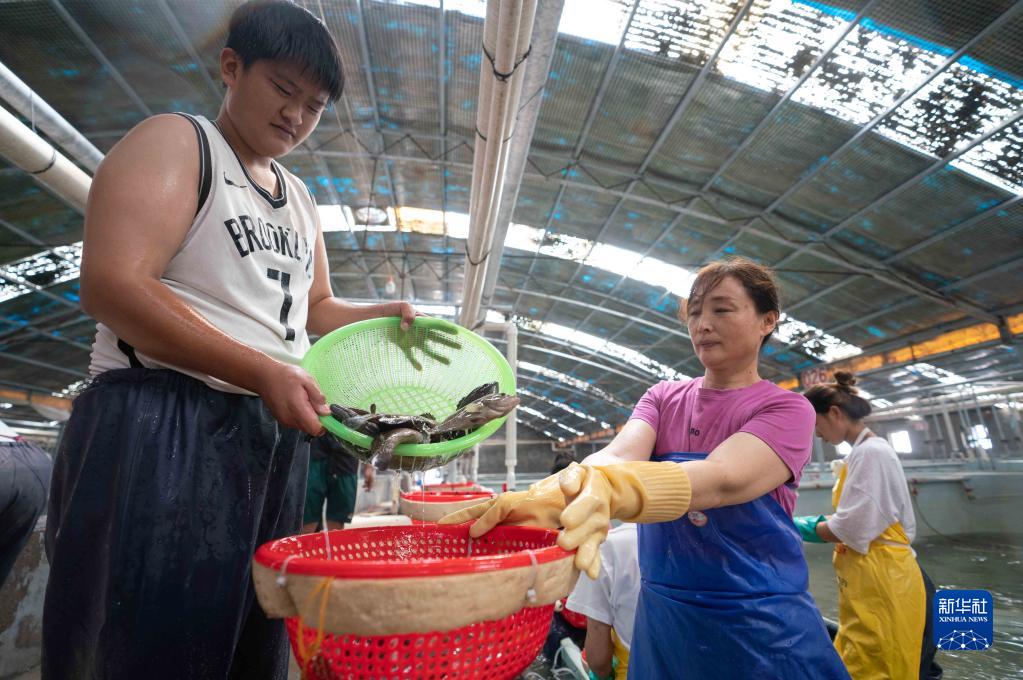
[89,114,320,394]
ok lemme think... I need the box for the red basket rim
[424,482,481,490]
[254,524,571,579]
[400,491,494,502]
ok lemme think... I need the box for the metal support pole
[971,392,992,466]
[990,403,1008,460]
[505,320,518,491]
[956,399,979,461]
[1011,401,1023,452]
[927,413,944,459]
[940,397,962,460]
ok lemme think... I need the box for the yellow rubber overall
[831,460,926,679]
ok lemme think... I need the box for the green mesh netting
[301,317,516,471]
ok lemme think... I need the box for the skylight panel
[518,387,612,428]
[519,404,583,436]
[775,314,862,362]
[558,0,631,45]
[905,362,967,385]
[0,244,82,304]
[520,317,688,380]
[519,360,629,409]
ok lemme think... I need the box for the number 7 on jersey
[266,267,296,341]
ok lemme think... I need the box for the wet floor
[804,533,1023,679]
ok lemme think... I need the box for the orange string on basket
[296,576,334,678]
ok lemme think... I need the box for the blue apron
[628,452,849,679]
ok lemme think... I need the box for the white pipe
[505,319,518,491]
[479,0,564,309]
[465,1,525,324]
[0,104,90,212]
[0,60,104,172]
[460,0,538,329]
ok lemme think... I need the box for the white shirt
[89,114,319,394]
[566,523,640,649]
[828,430,917,555]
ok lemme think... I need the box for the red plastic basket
[400,491,494,503]
[254,525,570,679]
[560,601,588,629]
[286,603,552,680]
[424,482,484,493]
[398,490,494,523]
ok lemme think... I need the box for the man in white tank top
[42,3,448,678]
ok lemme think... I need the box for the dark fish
[329,404,368,420]
[369,427,427,471]
[329,404,380,437]
[456,381,499,410]
[375,413,437,435]
[433,394,520,436]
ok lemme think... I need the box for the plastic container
[424,482,485,493]
[301,317,515,471]
[252,525,579,679]
[398,490,495,523]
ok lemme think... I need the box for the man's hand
[362,464,375,491]
[390,307,462,371]
[395,301,418,331]
[253,360,330,436]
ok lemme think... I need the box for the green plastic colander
[301,317,516,471]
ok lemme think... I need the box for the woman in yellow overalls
[795,372,941,679]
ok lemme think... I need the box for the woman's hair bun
[833,371,857,390]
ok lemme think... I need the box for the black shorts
[43,368,309,680]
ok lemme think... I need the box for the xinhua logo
[934,589,993,651]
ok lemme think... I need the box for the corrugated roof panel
[0,1,145,135]
[364,1,441,136]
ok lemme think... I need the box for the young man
[42,2,436,677]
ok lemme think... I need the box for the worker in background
[796,372,941,679]
[566,522,639,680]
[0,419,51,588]
[302,434,374,532]
[443,257,849,679]
[41,3,453,678]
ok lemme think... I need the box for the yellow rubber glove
[440,462,692,579]
[436,465,575,536]
[559,462,692,579]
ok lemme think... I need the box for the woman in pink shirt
[443,257,848,678]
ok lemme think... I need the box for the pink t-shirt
[629,377,815,516]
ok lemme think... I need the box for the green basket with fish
[301,317,517,471]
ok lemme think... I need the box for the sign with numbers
[800,366,831,389]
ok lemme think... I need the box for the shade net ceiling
[0,0,1021,439]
